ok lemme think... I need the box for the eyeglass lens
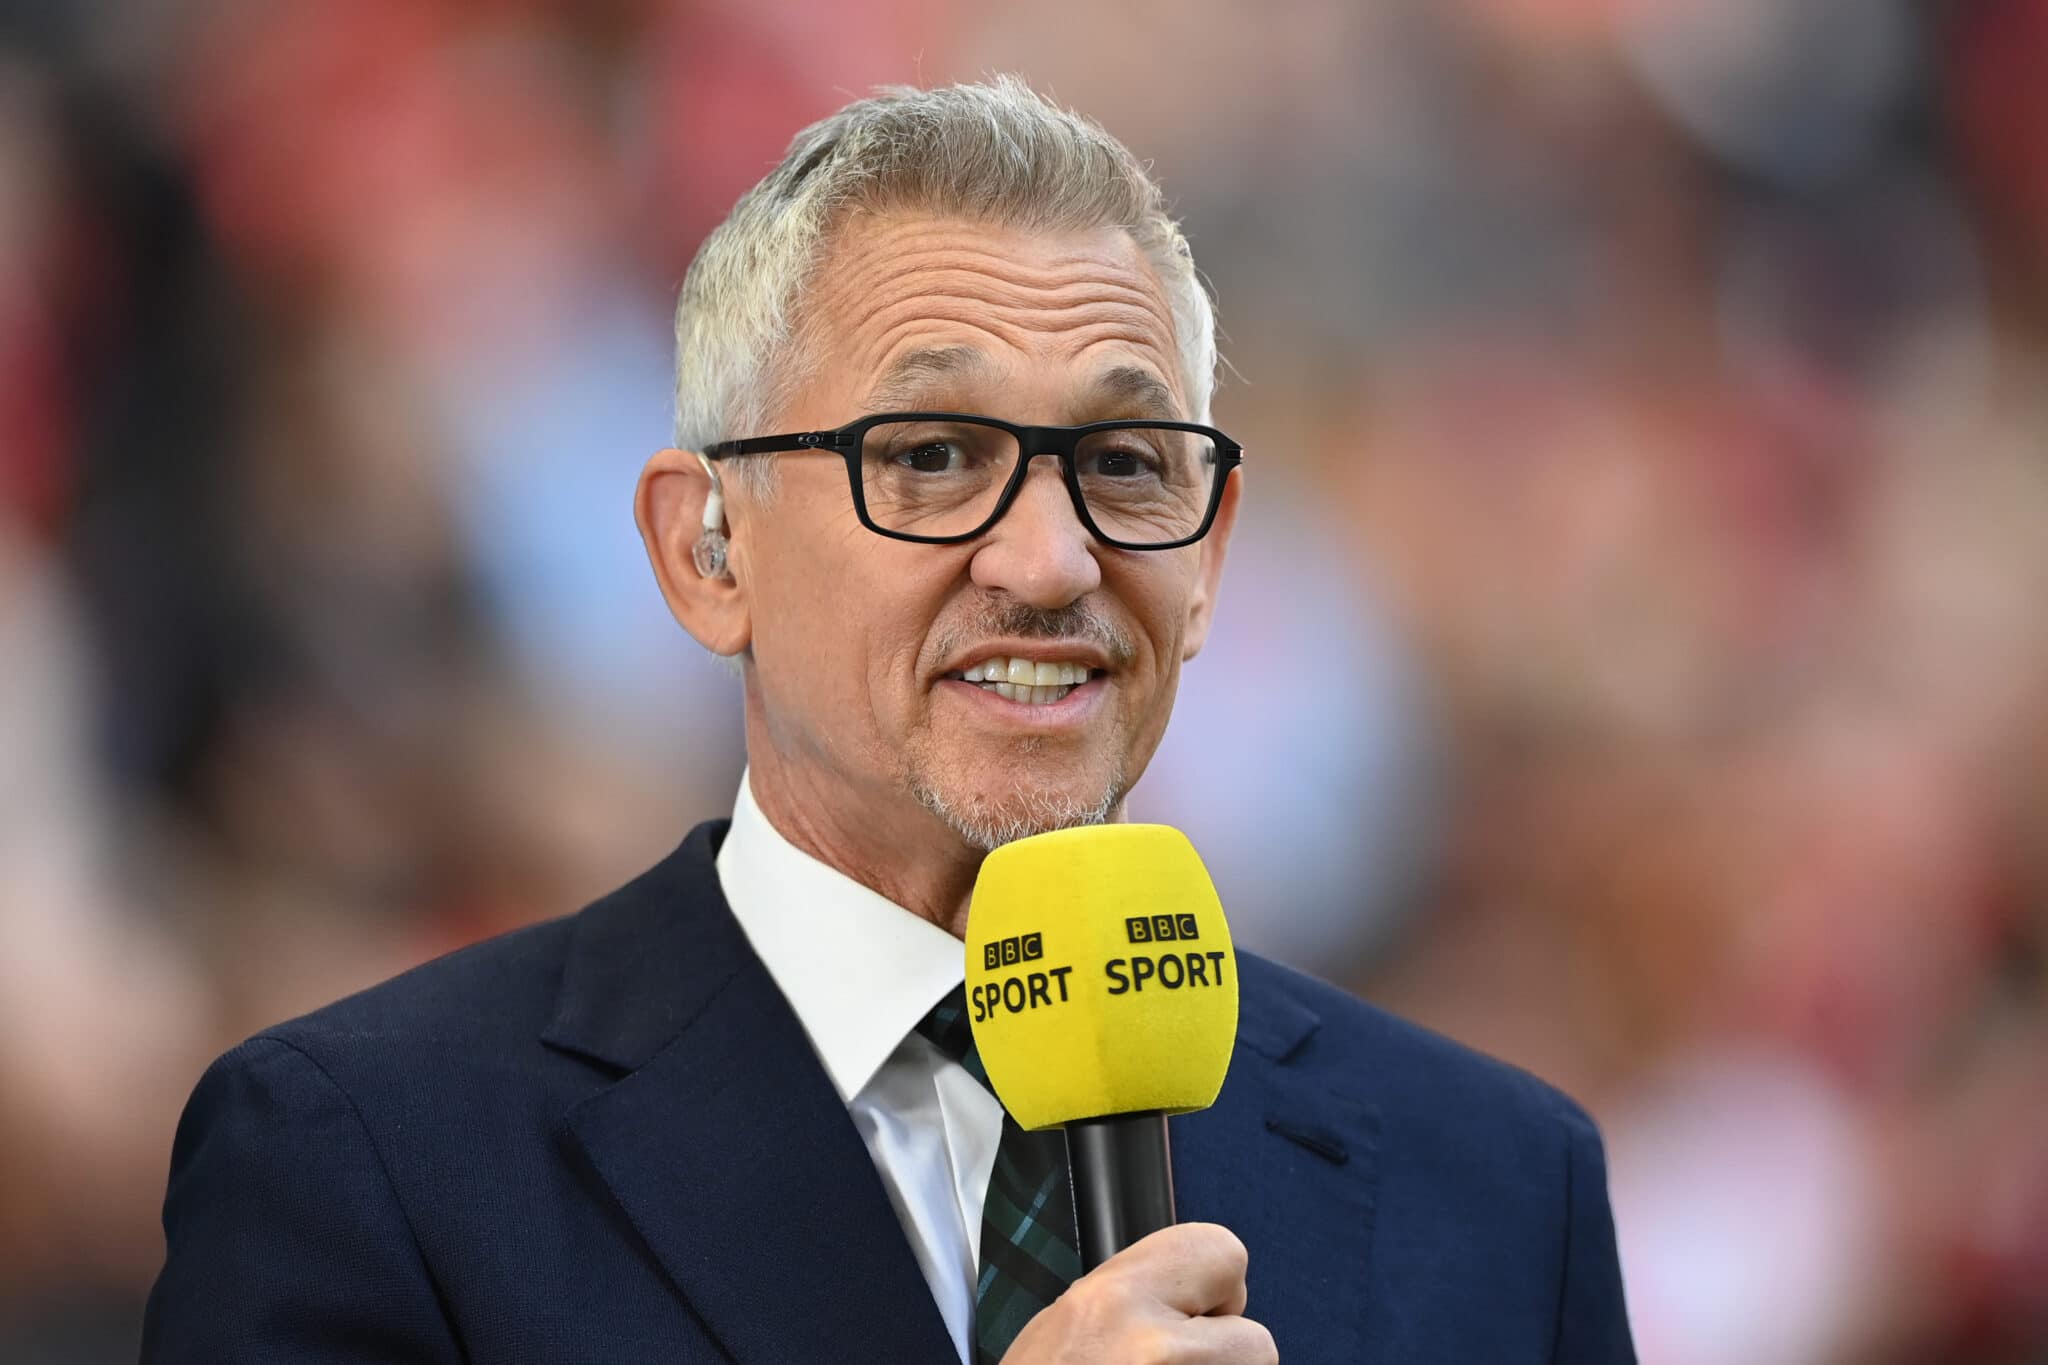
[859,419,1218,544]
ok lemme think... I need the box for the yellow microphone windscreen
[963,824,1238,1131]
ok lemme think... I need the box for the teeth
[953,656,1095,696]
[960,656,1092,684]
[1004,682,1073,705]
[973,677,1079,706]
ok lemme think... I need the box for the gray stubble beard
[904,737,1129,852]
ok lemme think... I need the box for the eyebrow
[860,348,1183,421]
[860,346,997,414]
[1090,365,1181,420]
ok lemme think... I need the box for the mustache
[934,599,1137,668]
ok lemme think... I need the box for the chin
[905,749,1127,853]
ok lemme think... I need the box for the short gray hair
[671,77,1218,491]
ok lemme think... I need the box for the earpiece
[692,453,732,579]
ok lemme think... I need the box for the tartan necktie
[916,984,1083,1365]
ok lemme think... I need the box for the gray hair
[671,77,1218,493]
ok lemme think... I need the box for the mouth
[942,655,1106,707]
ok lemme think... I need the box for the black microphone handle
[1064,1111,1174,1272]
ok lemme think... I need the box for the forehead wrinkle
[895,253,1167,303]
[846,241,1167,293]
[831,269,1171,342]
[855,330,1185,425]
[802,220,1186,420]
[830,214,1165,289]
[852,315,1178,415]
[852,297,1174,370]
[812,238,1176,338]
[804,278,1179,417]
[867,300,1177,362]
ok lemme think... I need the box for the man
[145,79,1635,1363]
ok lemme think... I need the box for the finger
[1120,1223,1250,1318]
[1167,1313,1278,1364]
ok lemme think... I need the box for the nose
[968,456,1102,607]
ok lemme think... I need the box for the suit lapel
[545,824,958,1365]
[1173,959,1381,1362]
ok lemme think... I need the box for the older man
[145,80,1635,1364]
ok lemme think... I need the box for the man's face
[720,214,1236,851]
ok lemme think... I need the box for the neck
[742,740,985,939]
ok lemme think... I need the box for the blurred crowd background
[3,0,2045,1360]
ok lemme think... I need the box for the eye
[1093,448,1145,478]
[893,440,969,474]
[1082,439,1166,479]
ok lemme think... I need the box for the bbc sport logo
[983,931,1044,971]
[1125,913,1200,944]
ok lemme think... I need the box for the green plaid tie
[917,985,1083,1365]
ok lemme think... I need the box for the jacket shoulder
[260,912,581,1059]
[1238,951,1596,1137]
[1222,957,1637,1361]
[254,824,725,1066]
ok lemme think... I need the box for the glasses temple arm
[702,431,838,460]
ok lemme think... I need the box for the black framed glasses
[703,412,1244,551]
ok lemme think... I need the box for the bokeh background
[4,0,2046,1359]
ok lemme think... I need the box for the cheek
[746,535,869,713]
[1117,557,1203,666]
[751,533,954,729]
[754,607,854,738]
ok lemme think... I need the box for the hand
[1001,1223,1277,1363]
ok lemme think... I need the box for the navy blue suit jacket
[145,821,1636,1362]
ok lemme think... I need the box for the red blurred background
[2,1,2045,1360]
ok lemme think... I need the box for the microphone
[964,824,1238,1271]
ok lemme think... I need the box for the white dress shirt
[715,773,1005,1364]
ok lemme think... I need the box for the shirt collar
[715,770,966,1104]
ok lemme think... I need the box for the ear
[636,447,752,657]
[1180,465,1241,661]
